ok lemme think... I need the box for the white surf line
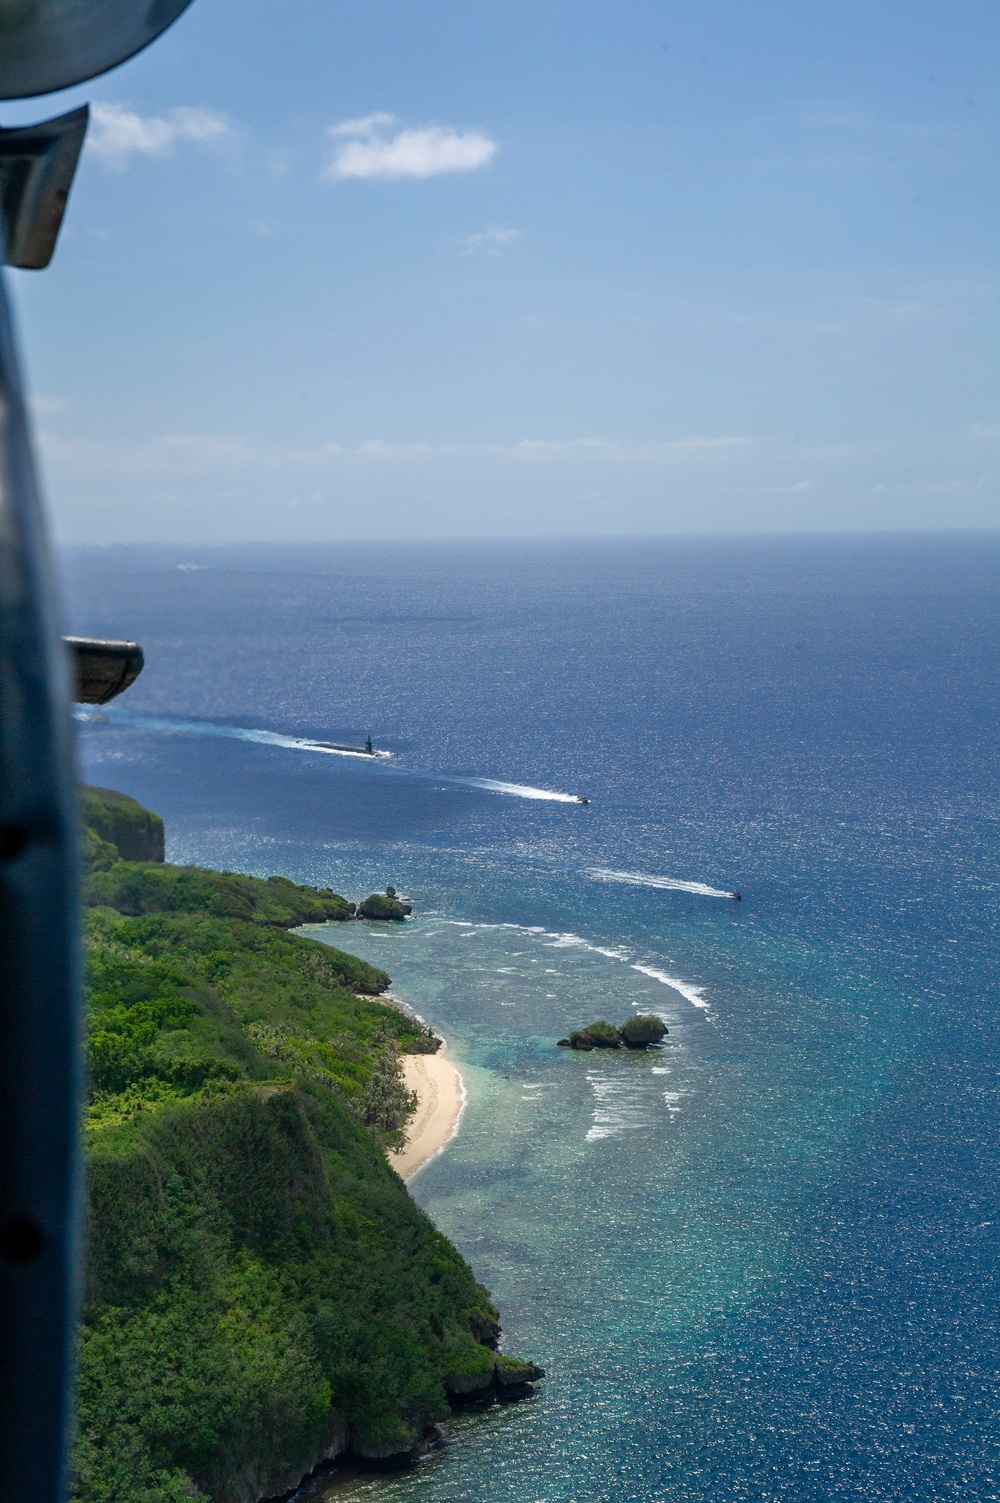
[82,709,580,804]
[436,919,712,1016]
[583,866,733,898]
[585,1069,657,1141]
[629,963,711,1012]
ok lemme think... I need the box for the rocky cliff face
[75,788,541,1503]
[81,1086,516,1502]
[80,784,165,862]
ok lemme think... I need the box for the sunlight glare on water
[65,536,1000,1502]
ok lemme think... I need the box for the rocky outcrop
[620,1014,668,1047]
[557,1019,622,1050]
[358,887,412,921]
[351,1432,419,1461]
[240,1420,349,1503]
[493,1356,546,1393]
[558,1014,668,1050]
[446,1367,496,1397]
[262,1358,543,1496]
[445,1354,545,1404]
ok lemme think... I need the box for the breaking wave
[439,920,712,1015]
[629,964,711,1012]
[585,1070,657,1141]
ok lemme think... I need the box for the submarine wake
[79,709,581,804]
[77,709,389,760]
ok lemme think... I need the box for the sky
[4,0,999,543]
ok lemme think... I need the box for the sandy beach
[390,1050,465,1180]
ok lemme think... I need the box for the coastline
[390,1048,466,1181]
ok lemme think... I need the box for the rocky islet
[557,1014,668,1050]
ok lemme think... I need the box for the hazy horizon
[58,524,1000,548]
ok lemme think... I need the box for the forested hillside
[75,788,538,1503]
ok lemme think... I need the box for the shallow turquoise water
[295,903,919,1502]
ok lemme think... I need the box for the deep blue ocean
[63,535,1000,1503]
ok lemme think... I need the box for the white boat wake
[79,709,581,803]
[444,776,580,804]
[582,866,733,898]
[78,709,390,760]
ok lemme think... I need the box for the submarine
[314,733,377,756]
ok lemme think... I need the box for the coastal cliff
[75,787,540,1503]
[81,782,165,863]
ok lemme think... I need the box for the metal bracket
[65,636,144,704]
[0,106,87,270]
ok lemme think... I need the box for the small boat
[577,795,589,804]
[730,892,742,901]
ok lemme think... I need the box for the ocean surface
[63,535,1000,1503]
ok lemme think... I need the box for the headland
[76,784,539,1503]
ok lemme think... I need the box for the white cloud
[324,113,497,181]
[970,422,1000,440]
[41,431,748,478]
[330,113,396,138]
[39,432,459,475]
[462,228,520,255]
[87,103,234,168]
[485,436,749,463]
[354,439,458,460]
[40,432,272,476]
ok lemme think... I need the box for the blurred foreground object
[66,637,144,705]
[0,0,195,99]
[0,6,193,1502]
[0,107,88,268]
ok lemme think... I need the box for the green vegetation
[86,862,356,927]
[81,783,165,863]
[558,1014,668,1050]
[75,788,533,1503]
[619,1014,669,1047]
[567,1019,623,1050]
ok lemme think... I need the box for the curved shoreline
[390,1049,466,1181]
